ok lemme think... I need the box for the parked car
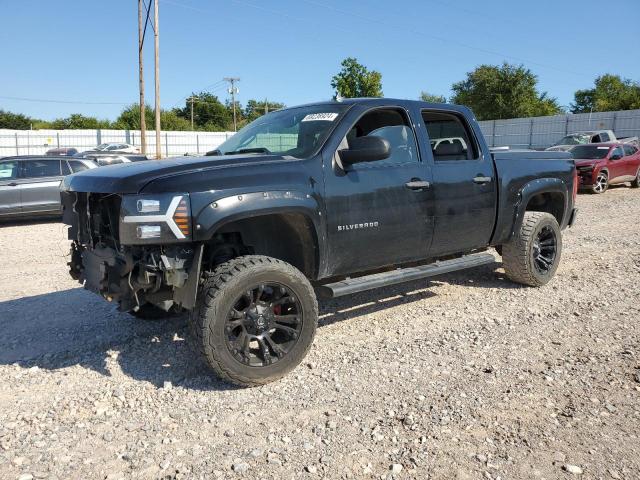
[572,143,640,193]
[547,130,639,152]
[0,156,96,219]
[60,98,577,386]
[91,143,140,154]
[45,147,79,156]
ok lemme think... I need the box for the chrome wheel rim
[594,173,607,193]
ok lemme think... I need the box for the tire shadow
[0,261,512,390]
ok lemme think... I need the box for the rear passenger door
[19,159,64,214]
[419,110,497,256]
[622,145,639,177]
[0,160,21,216]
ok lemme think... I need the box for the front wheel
[189,255,318,387]
[592,171,608,194]
[631,168,640,188]
[502,212,562,287]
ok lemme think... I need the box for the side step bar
[317,252,496,298]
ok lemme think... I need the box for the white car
[92,143,140,154]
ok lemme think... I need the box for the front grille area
[62,192,122,247]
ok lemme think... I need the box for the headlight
[119,193,191,244]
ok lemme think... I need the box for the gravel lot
[1,187,639,480]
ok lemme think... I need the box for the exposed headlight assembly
[119,193,191,244]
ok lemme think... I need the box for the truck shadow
[0,262,512,391]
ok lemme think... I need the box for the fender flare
[510,177,568,239]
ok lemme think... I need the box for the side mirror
[339,136,390,165]
[610,153,622,160]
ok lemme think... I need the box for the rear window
[421,110,478,161]
[22,160,61,178]
[570,145,610,159]
[68,160,91,172]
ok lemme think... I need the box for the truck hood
[61,154,292,194]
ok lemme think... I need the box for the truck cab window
[422,111,479,161]
[346,108,418,165]
[22,160,61,178]
[0,161,18,179]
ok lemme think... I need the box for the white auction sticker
[302,112,339,122]
[597,146,610,149]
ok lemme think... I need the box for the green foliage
[244,99,286,123]
[331,57,383,99]
[174,92,233,131]
[419,91,447,103]
[571,74,640,113]
[451,63,563,120]
[113,104,154,130]
[48,113,112,129]
[0,109,33,129]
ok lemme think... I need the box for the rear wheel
[502,212,562,287]
[190,255,318,387]
[592,171,608,194]
[631,168,640,188]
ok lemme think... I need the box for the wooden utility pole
[189,96,194,130]
[224,77,240,131]
[137,0,147,155]
[153,0,161,159]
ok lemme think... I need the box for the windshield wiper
[224,147,272,155]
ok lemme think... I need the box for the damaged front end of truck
[61,191,203,313]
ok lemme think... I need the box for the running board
[317,253,496,298]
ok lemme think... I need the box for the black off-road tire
[130,303,183,320]
[190,255,318,387]
[502,211,562,287]
[631,168,640,188]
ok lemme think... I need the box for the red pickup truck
[572,143,640,193]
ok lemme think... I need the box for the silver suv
[0,156,96,219]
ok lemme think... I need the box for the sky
[0,0,639,121]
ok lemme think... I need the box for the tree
[175,92,233,131]
[451,63,562,120]
[331,57,383,99]
[113,104,154,130]
[48,113,111,129]
[244,99,285,123]
[571,74,640,113]
[419,91,447,103]
[0,110,34,129]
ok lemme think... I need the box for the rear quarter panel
[491,151,575,245]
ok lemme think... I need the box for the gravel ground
[1,187,639,480]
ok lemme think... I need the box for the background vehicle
[0,156,96,219]
[547,130,639,152]
[45,147,79,156]
[86,143,140,154]
[61,98,577,386]
[572,143,640,193]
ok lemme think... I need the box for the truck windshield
[213,104,349,159]
[554,134,590,146]
[570,145,611,159]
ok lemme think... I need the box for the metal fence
[4,108,640,156]
[0,129,236,157]
[478,109,640,149]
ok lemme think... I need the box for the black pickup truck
[61,98,578,386]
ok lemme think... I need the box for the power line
[0,95,130,105]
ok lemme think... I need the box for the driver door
[323,107,434,276]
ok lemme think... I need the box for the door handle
[7,182,18,187]
[405,180,431,190]
[473,176,492,184]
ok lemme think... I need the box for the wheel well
[525,192,565,225]
[203,213,318,278]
